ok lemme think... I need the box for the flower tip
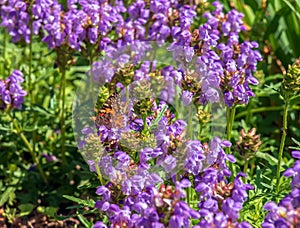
[291,150,300,159]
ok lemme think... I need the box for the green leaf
[77,214,93,228]
[283,0,300,20]
[0,187,16,207]
[260,182,273,190]
[291,137,300,147]
[44,206,59,217]
[149,104,167,132]
[62,195,95,208]
[31,105,55,117]
[18,204,35,217]
[264,6,289,39]
[256,151,278,165]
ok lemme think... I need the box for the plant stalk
[60,65,67,166]
[7,111,48,184]
[276,100,289,193]
[95,159,104,186]
[226,106,236,175]
[226,106,236,151]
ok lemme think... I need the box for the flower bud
[281,58,300,100]
[236,128,262,160]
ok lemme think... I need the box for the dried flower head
[236,128,262,160]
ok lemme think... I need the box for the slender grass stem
[6,110,48,184]
[276,100,289,193]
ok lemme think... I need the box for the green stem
[243,159,249,181]
[28,20,37,155]
[2,29,7,75]
[89,55,95,104]
[276,100,289,193]
[142,115,147,133]
[6,111,48,184]
[60,66,67,166]
[226,106,236,175]
[226,106,236,153]
[188,106,193,139]
[175,86,180,119]
[28,21,33,103]
[186,187,190,205]
[198,122,203,140]
[95,159,104,186]
[235,106,285,119]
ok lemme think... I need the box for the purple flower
[93,221,107,228]
[184,140,205,175]
[1,1,31,43]
[181,90,193,106]
[0,70,26,110]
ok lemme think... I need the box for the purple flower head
[0,70,26,110]
[184,140,205,175]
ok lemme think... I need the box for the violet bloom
[31,0,61,35]
[184,140,205,175]
[181,90,193,106]
[0,70,27,110]
[192,1,262,107]
[41,1,64,49]
[90,59,116,85]
[1,1,31,43]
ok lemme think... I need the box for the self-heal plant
[276,59,300,193]
[0,70,27,110]
[1,70,48,184]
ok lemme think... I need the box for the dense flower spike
[185,1,262,107]
[0,1,31,43]
[0,70,27,110]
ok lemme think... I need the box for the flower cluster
[195,172,253,227]
[0,1,31,43]
[0,70,27,110]
[1,0,197,54]
[262,151,300,227]
[69,2,262,227]
[78,57,254,227]
[94,180,200,227]
[174,1,263,107]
